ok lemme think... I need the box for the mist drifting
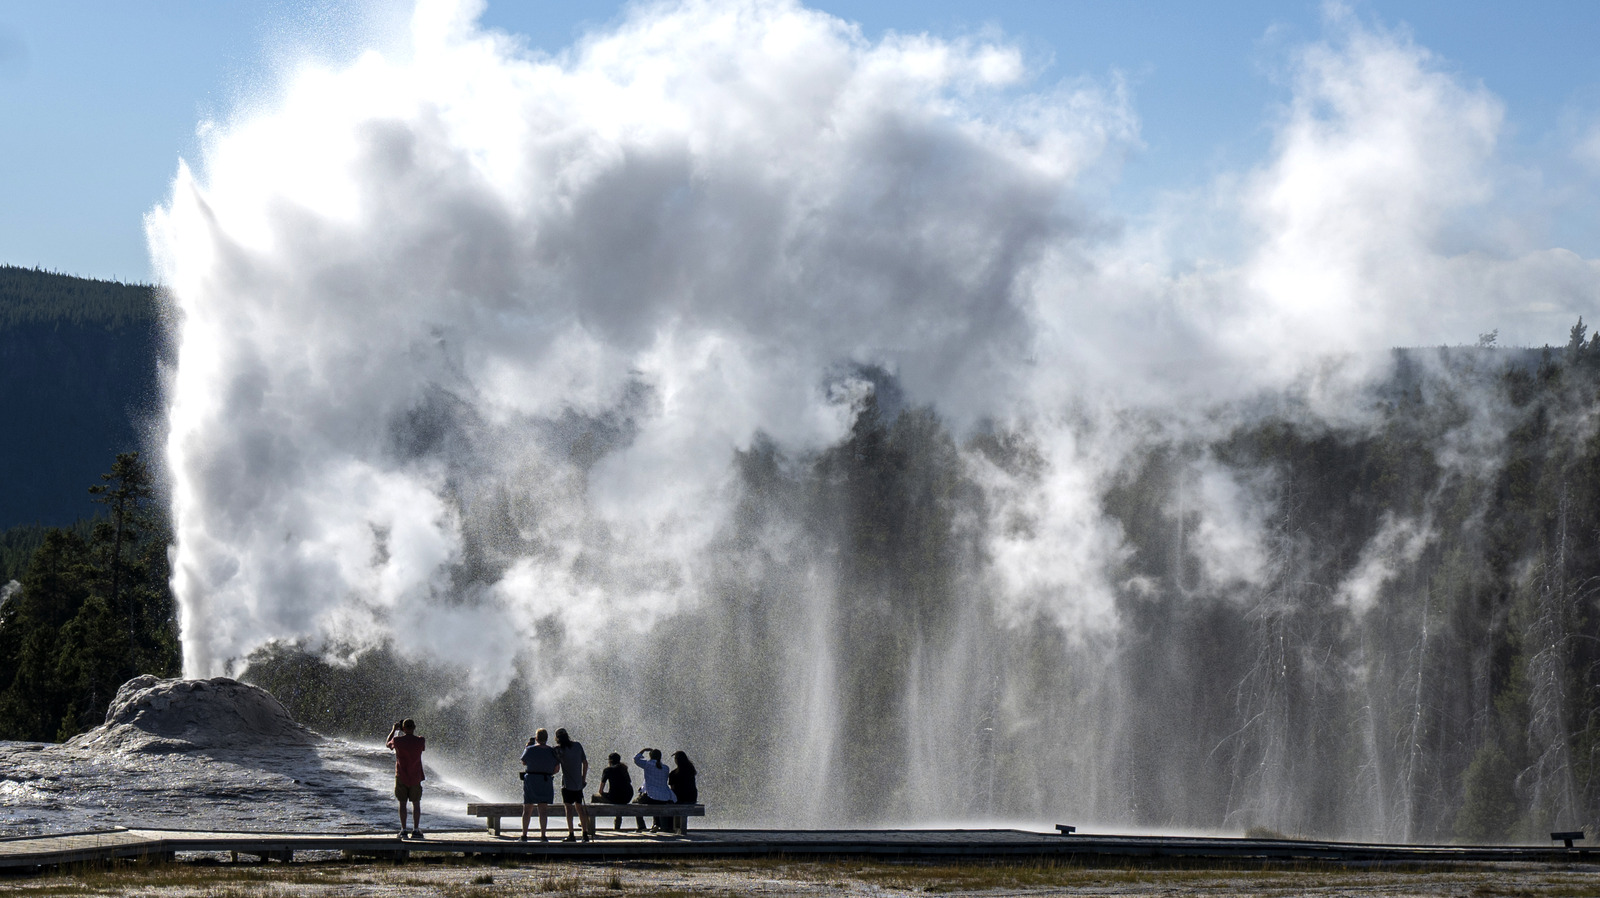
[150,0,1600,836]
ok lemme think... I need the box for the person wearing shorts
[519,729,560,841]
[554,727,592,841]
[386,719,426,839]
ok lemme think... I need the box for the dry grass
[5,854,1600,897]
[0,859,351,895]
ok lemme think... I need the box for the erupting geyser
[149,0,1600,838]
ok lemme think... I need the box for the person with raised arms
[633,747,676,833]
[385,718,425,840]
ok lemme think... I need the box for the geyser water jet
[151,0,1600,837]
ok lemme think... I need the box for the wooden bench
[1551,830,1586,849]
[466,802,706,836]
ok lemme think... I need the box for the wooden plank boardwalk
[2,826,1596,871]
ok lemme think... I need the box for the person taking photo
[386,719,426,840]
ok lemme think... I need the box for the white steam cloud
[151,0,1599,684]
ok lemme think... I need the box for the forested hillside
[0,266,163,526]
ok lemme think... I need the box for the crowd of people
[384,718,699,842]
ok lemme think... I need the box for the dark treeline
[1,524,77,584]
[0,265,157,330]
[0,266,163,526]
[0,453,180,741]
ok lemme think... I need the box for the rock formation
[2,675,482,836]
[66,675,322,754]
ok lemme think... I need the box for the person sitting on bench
[596,752,643,831]
[633,747,676,832]
[668,751,698,834]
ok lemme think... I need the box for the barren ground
[4,856,1600,897]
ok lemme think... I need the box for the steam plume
[150,0,1600,833]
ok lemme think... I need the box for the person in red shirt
[386,718,426,839]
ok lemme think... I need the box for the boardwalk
[2,827,1596,871]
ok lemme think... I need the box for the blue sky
[2,0,1598,284]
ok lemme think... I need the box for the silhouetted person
[386,718,426,839]
[668,750,698,832]
[519,728,560,841]
[634,747,676,832]
[554,727,592,841]
[597,751,642,831]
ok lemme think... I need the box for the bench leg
[488,816,500,837]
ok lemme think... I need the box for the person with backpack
[518,729,560,841]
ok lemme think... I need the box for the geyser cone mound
[66,675,321,754]
[3,676,483,835]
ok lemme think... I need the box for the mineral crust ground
[2,826,1598,871]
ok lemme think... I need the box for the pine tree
[0,452,178,741]
[0,530,92,740]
